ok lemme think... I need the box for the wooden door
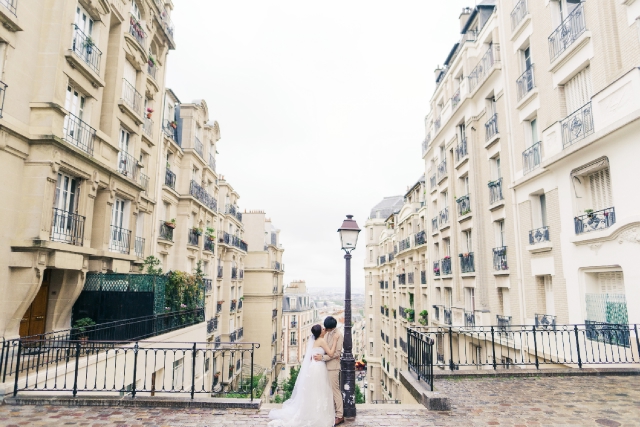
[19,270,51,338]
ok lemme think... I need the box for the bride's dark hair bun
[311,324,322,339]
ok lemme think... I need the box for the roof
[369,195,404,220]
[404,174,426,198]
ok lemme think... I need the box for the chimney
[460,7,472,32]
[434,66,443,82]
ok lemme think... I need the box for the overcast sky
[167,1,472,292]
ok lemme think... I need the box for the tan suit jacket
[322,329,343,371]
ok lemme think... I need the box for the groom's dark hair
[324,316,337,329]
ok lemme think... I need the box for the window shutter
[588,168,612,211]
[598,272,624,294]
[564,67,592,113]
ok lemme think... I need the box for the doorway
[19,269,51,338]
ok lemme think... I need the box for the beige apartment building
[280,280,318,378]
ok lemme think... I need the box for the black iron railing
[50,208,85,246]
[516,65,535,101]
[64,113,96,155]
[523,141,541,174]
[407,272,414,285]
[451,87,461,110]
[194,136,203,157]
[492,246,508,271]
[238,300,243,310]
[163,120,178,142]
[455,137,467,163]
[204,279,212,294]
[121,78,142,116]
[229,331,236,343]
[457,194,471,216]
[548,2,586,62]
[209,154,216,172]
[217,266,223,279]
[444,308,452,325]
[420,271,426,285]
[407,328,434,391]
[165,169,176,189]
[221,231,248,252]
[399,306,406,320]
[488,178,503,204]
[147,62,157,80]
[109,225,131,254]
[0,0,17,16]
[535,314,556,330]
[188,228,200,246]
[230,301,237,312]
[189,180,218,211]
[574,207,615,235]
[379,255,386,265]
[0,81,6,118]
[438,207,449,227]
[207,317,218,334]
[511,0,528,31]
[204,238,214,252]
[143,116,153,138]
[562,102,594,148]
[433,261,440,277]
[529,226,550,244]
[398,236,410,252]
[437,159,447,182]
[134,236,145,258]
[232,267,238,279]
[414,230,426,246]
[485,113,499,141]
[429,174,436,189]
[469,44,499,92]
[464,311,475,328]
[128,13,147,48]
[117,150,138,180]
[431,217,438,232]
[159,221,174,241]
[441,258,452,276]
[397,274,406,285]
[71,24,102,74]
[216,302,222,314]
[460,252,474,273]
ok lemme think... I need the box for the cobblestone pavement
[1,376,639,426]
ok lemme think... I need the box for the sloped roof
[369,195,404,220]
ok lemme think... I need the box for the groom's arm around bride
[313,316,344,424]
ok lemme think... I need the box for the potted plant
[231,299,237,303]
[193,227,203,236]
[148,55,156,67]
[585,209,594,218]
[170,120,178,129]
[165,218,176,229]
[83,36,95,54]
[73,317,96,341]
[418,310,429,326]
[205,227,216,241]
[404,308,415,322]
[146,107,154,119]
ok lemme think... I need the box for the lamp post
[337,214,361,418]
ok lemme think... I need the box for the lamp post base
[340,354,356,418]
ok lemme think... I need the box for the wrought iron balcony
[121,78,142,116]
[272,309,278,318]
[434,116,441,134]
[238,300,243,310]
[230,301,237,312]
[464,311,475,328]
[438,207,449,227]
[548,2,586,62]
[399,306,407,319]
[143,116,153,138]
[437,159,447,182]
[189,180,218,211]
[134,236,145,258]
[516,65,535,101]
[451,87,460,110]
[272,261,283,271]
[71,24,102,74]
[204,238,214,252]
[469,44,500,92]
[379,281,384,289]
[431,217,438,232]
[63,113,95,155]
[460,252,474,273]
[209,154,216,172]
[397,274,406,285]
[492,246,508,271]
[407,272,414,284]
[109,225,131,254]
[398,237,410,252]
[128,13,147,48]
[139,173,149,194]
[561,102,594,148]
[147,62,157,80]
[217,266,223,278]
[523,141,541,175]
[221,231,248,251]
[488,178,503,204]
[117,150,138,179]
[231,267,237,279]
[497,315,512,329]
[433,305,441,321]
[420,271,426,285]
[574,207,615,235]
[216,302,222,314]
[291,321,298,328]
[455,137,467,163]
[511,0,528,31]
[485,113,499,141]
[206,317,218,334]
[50,208,85,246]
[163,120,178,143]
[194,136,203,157]
[414,230,426,246]
[155,3,175,42]
[188,228,200,246]
[204,279,212,294]
[1,0,16,16]
[535,314,556,330]
[456,194,471,216]
[529,226,550,244]
[229,331,237,342]
[429,174,436,189]
[158,220,174,241]
[444,308,452,325]
[441,257,452,276]
[433,261,440,277]
[388,252,394,262]
[0,81,6,118]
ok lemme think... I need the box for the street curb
[2,395,261,409]
[399,370,450,411]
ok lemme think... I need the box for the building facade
[280,280,318,377]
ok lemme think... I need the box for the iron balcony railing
[143,116,153,138]
[139,173,149,193]
[398,237,410,252]
[117,150,138,180]
[414,230,426,246]
[163,120,178,143]
[206,317,218,334]
[438,207,449,227]
[488,177,503,204]
[50,208,85,246]
[379,281,384,289]
[230,301,237,312]
[421,139,428,156]
[436,159,447,182]
[460,252,474,273]
[385,281,389,289]
[455,137,467,163]
[493,246,508,271]
[204,279,212,294]
[238,300,243,311]
[429,174,436,190]
[464,311,475,328]
[221,231,248,252]
[128,13,147,48]
[63,113,96,155]
[574,207,615,235]
[164,169,176,189]
[431,217,438,232]
[109,225,131,254]
[456,194,471,216]
[549,2,586,62]
[433,261,440,277]
[188,228,200,246]
[121,78,143,116]
[444,308,452,325]
[511,0,528,31]
[408,272,414,284]
[204,238,214,252]
[209,154,216,172]
[272,309,278,318]
[397,274,406,285]
[1,0,17,16]
[272,261,283,271]
[71,24,102,74]
[529,226,550,244]
[441,257,452,276]
[535,314,556,330]
[497,315,512,329]
[217,266,223,278]
[468,44,500,92]
[561,102,594,148]
[232,267,238,279]
[388,252,394,262]
[451,87,461,110]
[399,306,406,320]
[433,305,441,321]
[158,220,174,241]
[523,141,542,175]
[189,180,218,211]
[0,81,6,118]
[420,271,426,285]
[516,64,535,101]
[485,112,499,141]
[434,116,441,134]
[134,236,145,258]
[229,331,237,342]
[155,4,175,42]
[216,302,223,314]
[194,136,203,157]
[147,62,157,80]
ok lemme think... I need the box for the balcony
[441,257,452,276]
[497,315,512,329]
[204,279,212,294]
[455,137,467,163]
[50,208,85,246]
[456,194,470,217]
[464,311,475,328]
[154,3,176,44]
[398,237,410,252]
[407,272,414,285]
[230,300,237,312]
[194,136,203,157]
[229,331,237,342]
[379,281,384,289]
[209,154,216,172]
[217,266,223,278]
[63,113,96,156]
[272,309,278,318]
[535,314,556,330]
[492,246,508,272]
[511,0,528,31]
[143,116,153,138]
[434,116,441,134]
[216,302,222,314]
[388,252,395,262]
[444,308,452,325]
[139,173,149,194]
[523,141,541,175]
[451,87,460,110]
[221,231,248,252]
[163,120,178,143]
[529,226,549,245]
[436,159,447,182]
[134,236,145,258]
[232,267,237,279]
[291,320,298,328]
[468,44,500,93]
[420,271,426,285]
[488,178,503,205]
[226,205,243,222]
[0,81,6,118]
[429,174,436,190]
[516,65,535,101]
[433,261,440,277]
[273,261,284,271]
[188,228,200,246]
[117,151,138,180]
[485,113,499,142]
[431,217,438,233]
[71,24,102,74]
[438,207,449,228]
[238,300,243,310]
[397,274,406,285]
[574,207,615,235]
[460,252,474,273]
[121,78,143,117]
[561,102,594,149]
[1,0,17,17]
[414,230,426,246]
[109,225,131,254]
[189,180,218,211]
[158,221,174,241]
[147,62,157,80]
[204,238,214,252]
[128,14,147,49]
[548,2,586,63]
[207,317,218,334]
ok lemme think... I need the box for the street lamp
[337,214,360,418]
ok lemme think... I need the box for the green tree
[143,255,163,275]
[282,366,300,402]
[355,384,365,404]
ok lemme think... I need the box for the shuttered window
[588,168,612,211]
[598,272,624,294]
[565,67,592,113]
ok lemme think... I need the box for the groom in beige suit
[314,316,344,425]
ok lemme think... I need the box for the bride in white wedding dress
[268,324,339,427]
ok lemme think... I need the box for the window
[492,156,502,180]
[369,227,373,240]
[443,238,450,256]
[54,173,80,214]
[444,288,452,309]
[458,123,466,142]
[369,342,373,355]
[112,199,126,229]
[588,168,613,212]
[465,288,475,311]
[530,118,538,145]
[289,297,297,310]
[585,272,628,328]
[495,220,505,247]
[65,85,86,120]
[124,60,137,88]
[544,276,554,315]
[523,46,531,70]
[463,230,472,253]
[564,67,592,113]
[131,0,141,20]
[369,250,373,262]
[369,295,372,307]
[463,176,470,195]
[172,358,183,389]
[369,318,373,332]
